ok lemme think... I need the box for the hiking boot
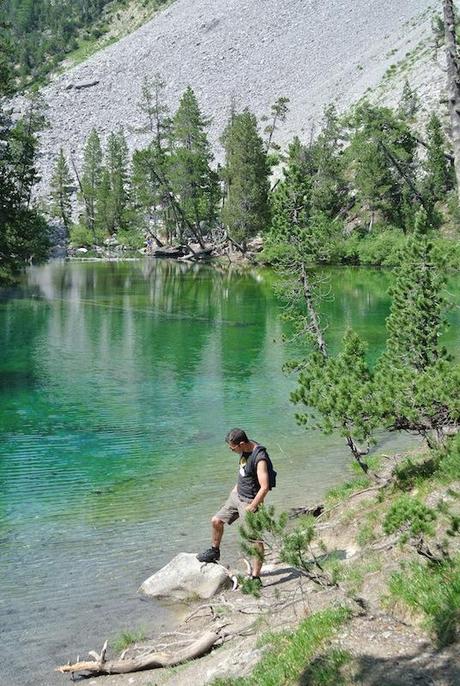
[197,546,220,563]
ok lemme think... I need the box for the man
[197,428,275,586]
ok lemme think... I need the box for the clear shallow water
[0,260,459,686]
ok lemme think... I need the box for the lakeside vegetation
[50,71,460,269]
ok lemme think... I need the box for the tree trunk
[443,0,460,202]
[300,261,327,358]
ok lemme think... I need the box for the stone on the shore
[139,552,231,600]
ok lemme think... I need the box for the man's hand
[245,501,257,512]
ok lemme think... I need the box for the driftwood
[56,630,219,676]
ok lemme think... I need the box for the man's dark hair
[225,428,249,445]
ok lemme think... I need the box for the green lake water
[1,259,459,685]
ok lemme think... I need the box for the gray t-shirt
[237,444,269,500]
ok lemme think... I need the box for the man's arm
[246,460,270,512]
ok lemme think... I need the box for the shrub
[69,223,95,247]
[383,496,437,538]
[117,228,144,249]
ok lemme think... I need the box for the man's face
[228,441,244,455]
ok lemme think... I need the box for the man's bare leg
[252,542,264,577]
[211,516,224,548]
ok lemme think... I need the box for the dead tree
[56,631,219,676]
[443,0,460,201]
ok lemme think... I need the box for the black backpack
[247,444,277,490]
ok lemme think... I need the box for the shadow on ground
[300,643,460,686]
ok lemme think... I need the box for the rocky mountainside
[28,0,443,194]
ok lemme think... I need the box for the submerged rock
[139,552,231,600]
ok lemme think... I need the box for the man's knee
[211,516,224,529]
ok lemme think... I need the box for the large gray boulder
[139,552,231,600]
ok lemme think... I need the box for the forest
[47,74,460,271]
[0,0,167,89]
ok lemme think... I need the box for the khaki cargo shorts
[214,489,253,525]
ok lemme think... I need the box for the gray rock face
[25,0,440,196]
[139,552,231,600]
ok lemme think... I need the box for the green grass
[211,607,351,686]
[301,648,353,685]
[435,434,460,484]
[112,627,146,653]
[394,435,460,492]
[356,510,380,546]
[388,557,460,647]
[325,475,371,507]
[325,556,382,596]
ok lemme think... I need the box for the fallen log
[289,503,324,519]
[152,245,187,258]
[56,630,219,676]
[179,247,214,262]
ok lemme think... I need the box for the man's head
[225,428,250,454]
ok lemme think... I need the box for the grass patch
[211,607,351,686]
[301,648,353,685]
[356,510,380,546]
[325,475,371,507]
[393,453,438,491]
[387,556,460,647]
[393,435,460,492]
[436,434,460,484]
[326,556,382,596]
[112,627,146,653]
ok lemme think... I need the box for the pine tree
[375,210,460,446]
[9,90,48,207]
[310,105,347,218]
[80,128,102,235]
[130,145,173,246]
[291,330,376,473]
[347,104,418,230]
[383,211,446,370]
[133,74,174,245]
[94,166,112,236]
[398,79,419,119]
[137,73,171,150]
[266,136,338,265]
[168,86,219,245]
[103,128,130,234]
[221,108,270,250]
[423,113,454,202]
[262,96,290,153]
[50,147,73,230]
[0,51,49,283]
[270,137,312,241]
